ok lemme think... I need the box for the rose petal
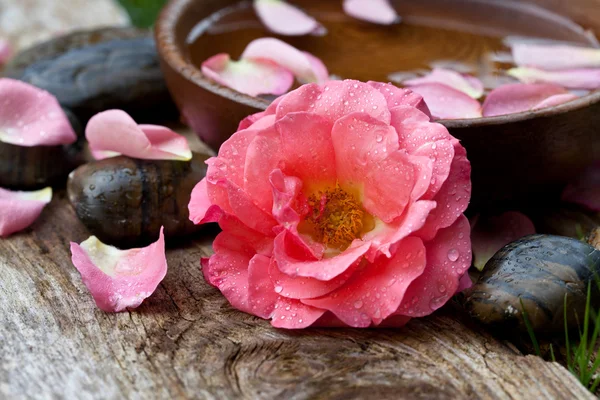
[408,83,483,120]
[470,211,536,271]
[202,53,294,96]
[70,227,167,313]
[86,110,192,161]
[511,42,600,71]
[331,112,414,223]
[532,93,579,110]
[270,297,325,329]
[276,80,391,124]
[367,81,432,118]
[188,178,223,225]
[0,187,52,237]
[403,68,484,99]
[508,67,600,90]
[343,0,400,25]
[254,0,322,36]
[482,83,570,117]
[274,230,370,280]
[456,273,473,293]
[0,78,77,147]
[0,39,13,65]
[241,38,329,84]
[302,237,426,327]
[562,161,600,212]
[397,215,472,317]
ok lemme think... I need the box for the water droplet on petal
[274,286,283,293]
[354,300,363,309]
[447,249,459,262]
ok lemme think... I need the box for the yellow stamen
[303,185,369,251]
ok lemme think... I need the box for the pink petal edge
[0,187,52,237]
[202,53,294,97]
[408,83,482,120]
[0,78,77,147]
[482,83,570,117]
[241,38,329,84]
[254,0,322,36]
[343,0,400,25]
[403,68,484,99]
[511,42,600,71]
[470,212,536,271]
[70,227,168,313]
[508,67,600,90]
[86,110,192,161]
[0,39,13,65]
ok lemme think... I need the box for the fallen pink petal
[408,83,483,119]
[508,67,600,90]
[0,187,52,237]
[403,68,484,98]
[189,80,472,328]
[202,53,294,97]
[70,227,168,313]
[241,37,329,84]
[511,42,600,70]
[343,0,400,25]
[562,161,600,212]
[482,83,572,117]
[0,78,77,147]
[254,0,322,36]
[470,212,536,271]
[0,38,12,65]
[86,109,192,161]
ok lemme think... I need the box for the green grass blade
[520,297,541,357]
[550,344,556,363]
[565,294,573,372]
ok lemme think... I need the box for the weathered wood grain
[0,193,593,400]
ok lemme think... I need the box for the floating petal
[343,0,400,25]
[511,42,600,70]
[86,110,192,161]
[254,0,322,36]
[508,67,600,90]
[408,83,482,120]
[0,78,77,147]
[404,68,484,98]
[202,53,294,97]
[482,83,572,117]
[70,227,168,312]
[0,187,52,237]
[241,38,329,83]
[471,212,536,271]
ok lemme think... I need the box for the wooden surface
[0,192,594,400]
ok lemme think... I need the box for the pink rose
[189,80,472,328]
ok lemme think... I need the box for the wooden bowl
[155,0,600,207]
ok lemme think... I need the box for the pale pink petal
[367,81,431,118]
[0,78,77,147]
[241,38,329,84]
[343,0,400,25]
[482,83,569,117]
[302,237,426,327]
[416,142,471,241]
[470,211,536,271]
[274,230,370,280]
[237,97,282,131]
[397,215,472,317]
[562,161,600,212]
[0,187,52,237]
[270,297,325,328]
[532,93,579,110]
[188,178,223,225]
[225,180,278,237]
[304,52,330,83]
[511,43,600,71]
[403,68,484,99]
[408,83,483,120]
[86,110,192,161]
[0,39,12,65]
[390,106,455,200]
[218,213,274,256]
[70,227,167,313]
[243,125,282,213]
[508,67,600,90]
[456,273,473,293]
[202,53,294,96]
[254,0,322,36]
[331,112,414,223]
[276,80,391,124]
[277,112,336,183]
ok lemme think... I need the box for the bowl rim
[155,0,600,128]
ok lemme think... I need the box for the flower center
[301,185,372,251]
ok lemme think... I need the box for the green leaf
[118,0,167,28]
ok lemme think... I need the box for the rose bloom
[189,80,472,328]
